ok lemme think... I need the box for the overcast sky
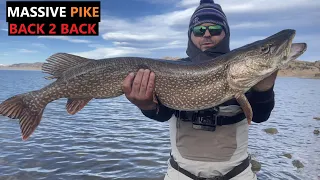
[0,0,319,65]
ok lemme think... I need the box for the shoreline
[0,68,41,71]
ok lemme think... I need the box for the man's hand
[252,70,278,91]
[122,69,158,110]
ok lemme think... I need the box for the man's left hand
[252,70,278,92]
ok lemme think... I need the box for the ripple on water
[0,72,319,180]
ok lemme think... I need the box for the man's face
[191,23,226,51]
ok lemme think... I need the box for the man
[122,0,277,179]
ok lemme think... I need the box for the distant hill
[278,60,320,78]
[0,59,319,79]
[0,62,43,70]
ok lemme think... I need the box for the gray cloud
[17,49,38,53]
[37,36,92,44]
[31,43,46,48]
[73,0,319,61]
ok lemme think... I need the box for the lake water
[0,70,319,180]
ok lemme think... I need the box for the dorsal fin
[42,53,92,79]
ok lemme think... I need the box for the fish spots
[155,73,230,110]
[30,57,234,112]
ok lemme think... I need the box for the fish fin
[234,93,253,125]
[66,98,92,115]
[0,93,46,141]
[42,53,92,79]
[153,93,159,104]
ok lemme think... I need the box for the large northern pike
[0,29,307,140]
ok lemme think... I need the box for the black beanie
[188,0,230,37]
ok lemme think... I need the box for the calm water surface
[0,70,319,180]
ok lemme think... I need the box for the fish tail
[0,91,46,140]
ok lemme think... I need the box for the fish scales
[0,29,307,140]
[58,57,230,110]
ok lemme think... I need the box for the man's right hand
[122,69,158,110]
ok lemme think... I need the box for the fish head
[253,29,306,68]
[227,29,307,90]
[244,29,303,69]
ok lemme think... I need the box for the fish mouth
[281,30,307,63]
[288,43,307,60]
[278,36,307,67]
[267,29,296,59]
[285,30,296,58]
[276,29,296,59]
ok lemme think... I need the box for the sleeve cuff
[250,85,275,103]
[141,105,158,116]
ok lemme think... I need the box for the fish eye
[261,44,271,54]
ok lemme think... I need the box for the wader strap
[174,110,246,126]
[169,154,250,180]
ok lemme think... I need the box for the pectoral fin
[235,93,253,125]
[66,98,92,115]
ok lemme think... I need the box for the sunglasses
[192,25,223,37]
